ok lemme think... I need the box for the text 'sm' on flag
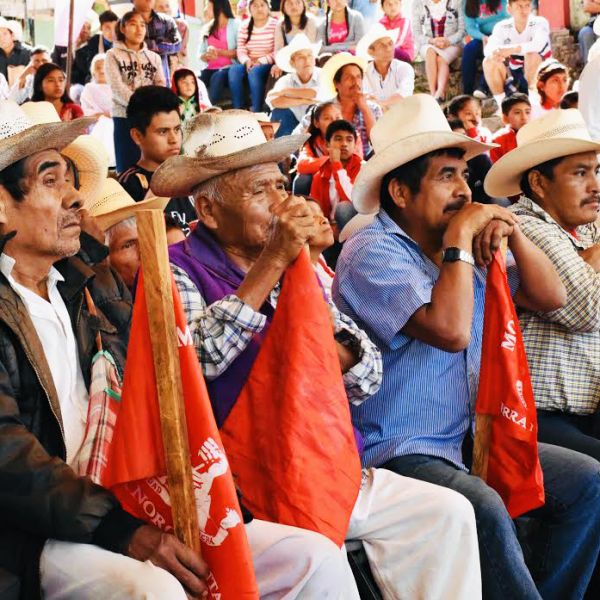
[220,251,362,547]
[103,271,258,600]
[476,251,545,518]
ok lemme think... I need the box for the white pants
[346,468,482,600]
[40,518,358,599]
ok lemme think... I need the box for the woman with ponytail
[316,0,365,55]
[228,0,278,111]
[462,0,508,95]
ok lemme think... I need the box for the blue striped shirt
[333,209,518,470]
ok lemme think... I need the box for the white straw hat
[352,94,495,213]
[152,110,307,197]
[275,34,322,73]
[356,24,399,60]
[0,100,95,174]
[320,52,368,99]
[89,178,170,231]
[484,108,600,198]
[20,101,107,207]
[0,18,23,42]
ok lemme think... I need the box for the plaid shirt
[511,196,600,414]
[171,264,382,405]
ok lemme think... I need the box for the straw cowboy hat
[320,52,368,99]
[19,101,107,207]
[484,108,600,198]
[88,178,169,231]
[352,94,495,214]
[0,18,23,42]
[152,110,307,197]
[0,100,95,176]
[275,34,322,73]
[356,24,399,60]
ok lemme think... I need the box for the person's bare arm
[269,87,318,108]
[579,244,600,272]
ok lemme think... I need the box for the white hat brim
[152,134,308,197]
[276,40,322,73]
[356,28,399,59]
[484,138,600,198]
[352,132,495,213]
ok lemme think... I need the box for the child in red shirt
[379,0,414,63]
[446,94,492,143]
[491,93,531,163]
[310,119,362,234]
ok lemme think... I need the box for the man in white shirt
[8,45,50,105]
[579,19,600,140]
[356,24,415,111]
[483,0,551,110]
[267,34,322,137]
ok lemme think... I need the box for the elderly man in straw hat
[334,93,600,599]
[485,111,600,469]
[152,108,483,599]
[0,99,212,599]
[266,34,322,137]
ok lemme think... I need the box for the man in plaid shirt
[484,108,600,468]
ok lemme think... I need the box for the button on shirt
[364,60,415,103]
[0,254,88,466]
[333,210,519,469]
[266,68,322,123]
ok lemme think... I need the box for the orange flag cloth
[220,251,362,547]
[103,271,258,599]
[476,251,545,518]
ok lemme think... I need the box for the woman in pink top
[379,0,414,63]
[199,0,240,104]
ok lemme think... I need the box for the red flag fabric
[476,251,545,518]
[103,271,258,600]
[220,251,362,547]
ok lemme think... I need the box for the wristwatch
[441,247,475,266]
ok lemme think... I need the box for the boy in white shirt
[483,0,551,111]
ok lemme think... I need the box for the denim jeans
[113,116,140,175]
[382,443,600,600]
[228,62,271,111]
[462,38,486,95]
[538,410,600,462]
[199,67,230,105]
[578,25,598,64]
[271,108,299,138]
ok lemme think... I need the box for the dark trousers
[113,116,140,175]
[537,410,600,462]
[200,67,230,105]
[462,38,486,95]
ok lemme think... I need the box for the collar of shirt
[0,253,64,304]
[291,68,320,87]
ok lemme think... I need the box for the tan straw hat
[352,94,495,214]
[89,178,170,231]
[275,34,322,73]
[0,100,95,174]
[484,108,600,198]
[152,110,307,197]
[320,52,368,99]
[356,24,399,60]
[19,101,106,207]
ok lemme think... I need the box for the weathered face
[391,153,472,235]
[369,37,394,63]
[42,68,66,101]
[307,201,334,251]
[107,220,140,289]
[290,49,315,79]
[327,128,356,161]
[531,152,600,230]
[335,65,363,100]
[197,163,289,255]
[539,72,569,106]
[0,150,83,262]
[132,110,182,164]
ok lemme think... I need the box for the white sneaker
[473,89,488,100]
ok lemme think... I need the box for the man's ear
[0,187,10,227]
[194,194,218,230]
[387,178,410,210]
[130,127,143,147]
[528,170,546,200]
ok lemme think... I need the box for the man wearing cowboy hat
[0,18,31,84]
[0,100,211,599]
[334,93,600,599]
[485,110,600,470]
[297,52,382,157]
[266,34,322,138]
[356,23,414,111]
[152,108,484,599]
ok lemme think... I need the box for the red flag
[476,251,545,518]
[103,271,258,600]
[220,251,362,547]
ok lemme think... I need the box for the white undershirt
[0,253,88,466]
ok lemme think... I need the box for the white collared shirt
[0,254,89,466]
[266,67,322,122]
[364,60,415,103]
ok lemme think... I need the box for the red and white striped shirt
[237,16,279,65]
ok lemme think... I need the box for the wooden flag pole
[137,209,201,554]
[472,238,509,481]
[65,0,75,89]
